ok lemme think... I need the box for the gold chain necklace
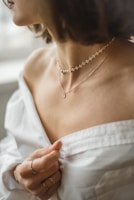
[57,37,115,99]
[57,37,115,74]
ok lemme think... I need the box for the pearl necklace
[57,37,115,74]
[57,37,115,99]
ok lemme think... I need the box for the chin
[13,16,32,26]
[13,21,28,26]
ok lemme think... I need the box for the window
[0,1,46,83]
[0,1,44,62]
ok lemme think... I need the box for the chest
[33,78,134,143]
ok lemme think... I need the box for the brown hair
[33,0,134,44]
[3,0,134,44]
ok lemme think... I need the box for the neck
[56,40,107,72]
[54,39,114,92]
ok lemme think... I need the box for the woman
[1,0,134,199]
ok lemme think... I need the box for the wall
[0,81,18,140]
[0,60,24,140]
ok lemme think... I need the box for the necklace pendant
[62,91,66,99]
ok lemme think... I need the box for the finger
[39,182,60,200]
[27,141,62,161]
[16,165,59,193]
[49,140,62,151]
[19,150,59,178]
[42,171,61,188]
[23,171,61,197]
[35,171,61,199]
[32,162,60,185]
[26,181,48,197]
[31,150,60,173]
[14,163,60,191]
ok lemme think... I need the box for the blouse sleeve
[0,135,23,197]
[0,81,47,200]
[0,90,25,199]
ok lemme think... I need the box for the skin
[13,141,62,200]
[24,39,134,143]
[7,0,41,25]
[6,0,134,199]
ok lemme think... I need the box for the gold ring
[42,182,47,188]
[30,160,37,175]
[49,177,56,185]
[42,182,49,191]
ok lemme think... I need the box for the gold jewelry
[30,160,37,175]
[42,182,47,188]
[42,181,49,191]
[57,37,115,73]
[58,56,106,99]
[49,177,56,185]
[57,38,115,99]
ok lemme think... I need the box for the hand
[13,141,62,200]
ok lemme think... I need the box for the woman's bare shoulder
[23,45,56,83]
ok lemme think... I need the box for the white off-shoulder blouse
[1,73,134,200]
